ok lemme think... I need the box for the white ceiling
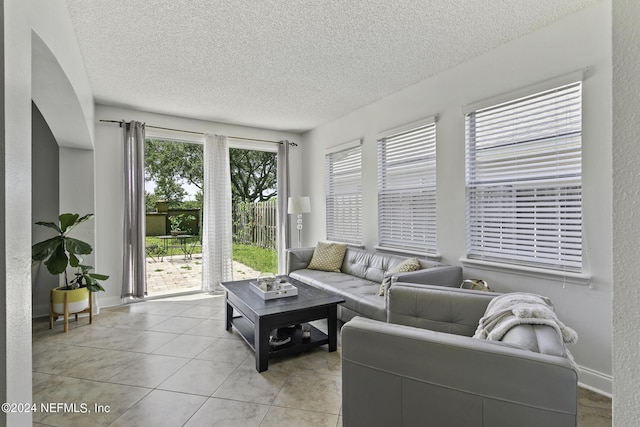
[65,0,597,134]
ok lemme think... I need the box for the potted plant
[168,213,195,236]
[32,213,108,317]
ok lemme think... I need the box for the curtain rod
[99,119,297,146]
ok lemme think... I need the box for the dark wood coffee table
[221,276,345,372]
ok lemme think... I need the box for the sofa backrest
[340,247,444,283]
[388,284,497,336]
[388,284,569,358]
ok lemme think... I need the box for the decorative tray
[249,280,298,300]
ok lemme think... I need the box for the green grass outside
[232,243,278,274]
[145,237,277,274]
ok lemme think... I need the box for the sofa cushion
[307,242,348,272]
[500,324,567,357]
[341,248,409,282]
[290,269,386,321]
[378,257,421,296]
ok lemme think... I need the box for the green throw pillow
[307,242,348,272]
[379,257,422,296]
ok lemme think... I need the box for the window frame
[325,139,363,245]
[464,77,585,275]
[376,117,438,256]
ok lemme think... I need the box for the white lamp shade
[288,196,311,214]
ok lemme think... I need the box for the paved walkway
[145,253,260,297]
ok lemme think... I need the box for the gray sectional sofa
[285,246,462,322]
[341,284,579,427]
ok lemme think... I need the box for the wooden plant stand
[49,290,93,333]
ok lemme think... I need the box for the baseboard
[578,365,612,397]
[32,294,123,319]
[95,295,123,310]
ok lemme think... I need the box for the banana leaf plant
[32,213,108,292]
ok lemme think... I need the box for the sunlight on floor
[145,255,259,297]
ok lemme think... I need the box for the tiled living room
[33,293,343,426]
[4,0,638,426]
[33,292,610,426]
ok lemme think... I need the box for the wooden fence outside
[232,199,277,249]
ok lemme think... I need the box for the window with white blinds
[377,119,437,253]
[465,81,583,272]
[325,142,362,244]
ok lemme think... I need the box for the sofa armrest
[392,265,462,287]
[387,284,498,335]
[285,247,315,274]
[341,317,578,427]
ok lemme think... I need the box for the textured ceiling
[65,0,597,133]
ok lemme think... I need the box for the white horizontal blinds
[325,144,362,244]
[465,81,583,271]
[377,121,437,253]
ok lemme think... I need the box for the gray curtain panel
[122,121,147,299]
[277,140,291,274]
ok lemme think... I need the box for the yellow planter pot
[51,286,89,313]
[49,286,93,333]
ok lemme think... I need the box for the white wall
[93,105,302,308]
[30,0,98,318]
[32,103,60,312]
[612,0,640,424]
[302,1,612,394]
[2,1,33,425]
[31,0,94,149]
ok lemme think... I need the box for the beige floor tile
[106,354,190,388]
[212,363,290,405]
[271,347,342,376]
[107,300,192,316]
[109,389,207,427]
[32,372,150,427]
[183,318,228,337]
[149,316,204,334]
[260,406,339,427]
[207,308,227,320]
[195,337,253,364]
[273,370,342,415]
[577,387,612,427]
[143,300,197,315]
[184,397,269,427]
[32,320,110,347]
[158,359,237,396]
[178,304,225,319]
[32,291,610,427]
[76,328,180,354]
[151,333,218,358]
[33,345,144,382]
[158,293,221,303]
[194,294,227,307]
[93,311,170,330]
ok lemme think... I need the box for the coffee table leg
[225,302,233,331]
[255,319,270,372]
[328,305,338,352]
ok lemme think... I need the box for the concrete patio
[145,254,260,297]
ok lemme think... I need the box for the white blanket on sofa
[473,293,578,364]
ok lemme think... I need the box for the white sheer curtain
[277,141,291,273]
[122,121,147,299]
[202,134,234,291]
